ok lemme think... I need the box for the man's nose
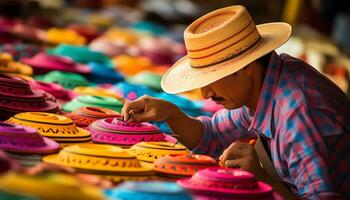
[201,86,214,99]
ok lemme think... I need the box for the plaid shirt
[192,52,350,199]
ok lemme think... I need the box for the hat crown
[184,5,261,68]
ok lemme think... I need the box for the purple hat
[87,117,168,147]
[0,74,59,120]
[0,122,59,154]
[21,53,91,74]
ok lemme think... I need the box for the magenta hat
[0,74,59,120]
[29,80,75,102]
[0,122,59,154]
[21,53,91,74]
[177,167,274,199]
[88,117,168,147]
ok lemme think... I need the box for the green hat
[62,95,124,112]
[126,71,162,91]
[35,71,90,89]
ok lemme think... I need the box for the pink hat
[21,53,91,74]
[178,167,274,199]
[0,122,59,154]
[29,80,75,102]
[88,117,169,147]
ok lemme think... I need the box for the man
[122,5,350,199]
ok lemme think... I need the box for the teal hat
[157,92,202,117]
[0,191,38,200]
[130,21,167,36]
[48,44,113,67]
[62,95,124,112]
[104,181,192,200]
[126,71,162,91]
[35,71,90,89]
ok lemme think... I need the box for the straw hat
[161,5,291,93]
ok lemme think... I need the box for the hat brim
[161,22,292,94]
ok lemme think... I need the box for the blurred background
[0,0,349,96]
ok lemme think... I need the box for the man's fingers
[127,111,154,123]
[224,159,245,168]
[121,100,144,121]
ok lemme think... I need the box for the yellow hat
[73,86,124,101]
[43,143,153,182]
[161,5,291,93]
[7,112,91,145]
[130,142,191,163]
[0,52,33,76]
[0,172,104,200]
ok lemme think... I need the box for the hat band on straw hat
[185,7,262,68]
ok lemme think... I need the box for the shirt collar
[248,51,282,138]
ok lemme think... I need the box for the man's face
[200,65,254,110]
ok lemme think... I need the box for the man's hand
[219,141,267,180]
[121,95,178,122]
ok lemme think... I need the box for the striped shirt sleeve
[192,107,255,158]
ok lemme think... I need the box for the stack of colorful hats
[130,142,190,163]
[7,112,91,147]
[21,53,91,75]
[0,122,59,167]
[105,181,192,200]
[62,95,124,112]
[153,154,217,180]
[43,143,153,182]
[87,118,170,148]
[0,74,58,120]
[35,71,90,89]
[178,167,279,199]
[65,107,121,128]
[0,172,104,200]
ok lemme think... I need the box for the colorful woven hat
[0,122,59,154]
[6,112,91,145]
[126,71,163,91]
[0,172,104,200]
[104,181,192,200]
[86,62,124,84]
[29,80,75,102]
[157,92,202,117]
[22,53,91,74]
[67,24,101,43]
[73,86,123,100]
[35,70,90,89]
[0,74,58,120]
[0,53,33,76]
[177,167,274,199]
[45,28,87,45]
[161,6,291,94]
[65,107,121,128]
[48,44,111,66]
[43,143,153,182]
[130,142,191,163]
[0,43,42,61]
[113,55,152,75]
[62,95,124,113]
[154,154,217,179]
[87,118,168,147]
